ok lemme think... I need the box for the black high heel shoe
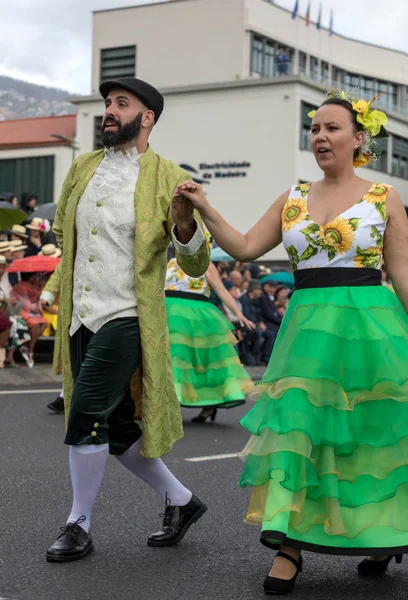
[358,554,402,576]
[263,551,303,595]
[191,408,217,423]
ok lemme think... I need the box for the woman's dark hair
[319,98,364,159]
[275,286,289,299]
[21,272,36,282]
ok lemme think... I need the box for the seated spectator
[225,269,243,296]
[273,286,291,321]
[1,193,19,208]
[39,243,62,259]
[221,279,243,325]
[20,192,37,216]
[240,280,276,366]
[0,256,30,368]
[240,279,250,295]
[0,256,12,369]
[258,278,283,363]
[240,280,263,365]
[25,217,50,256]
[0,241,12,263]
[11,272,48,368]
[8,224,29,243]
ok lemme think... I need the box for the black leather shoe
[147,493,207,547]
[47,396,64,414]
[358,554,402,576]
[46,516,94,562]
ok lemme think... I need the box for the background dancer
[165,253,255,423]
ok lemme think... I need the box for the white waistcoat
[70,148,142,336]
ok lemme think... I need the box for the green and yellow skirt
[165,291,253,409]
[239,269,408,556]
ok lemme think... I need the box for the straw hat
[0,255,6,264]
[0,241,11,253]
[8,224,28,239]
[9,239,24,247]
[11,243,28,253]
[26,217,45,231]
[39,243,62,258]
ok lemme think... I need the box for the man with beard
[45,77,210,563]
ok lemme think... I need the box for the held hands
[172,181,209,220]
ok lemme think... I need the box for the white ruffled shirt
[70,147,204,336]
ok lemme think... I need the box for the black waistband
[165,290,210,302]
[294,268,382,290]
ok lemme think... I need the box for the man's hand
[38,299,48,313]
[171,192,196,244]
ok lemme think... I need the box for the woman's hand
[174,181,210,214]
[238,313,256,330]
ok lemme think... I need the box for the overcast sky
[1,0,406,94]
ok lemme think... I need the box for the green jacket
[53,146,210,458]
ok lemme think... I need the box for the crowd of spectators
[212,260,293,366]
[0,218,61,369]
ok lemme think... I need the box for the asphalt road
[0,386,406,600]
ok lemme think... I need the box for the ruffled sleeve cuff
[40,290,56,306]
[171,220,206,256]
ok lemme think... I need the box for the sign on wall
[179,161,251,184]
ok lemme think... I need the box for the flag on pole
[292,0,299,19]
[329,8,334,35]
[305,1,311,26]
[316,2,322,29]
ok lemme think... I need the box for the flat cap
[99,77,164,122]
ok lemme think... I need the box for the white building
[71,0,408,262]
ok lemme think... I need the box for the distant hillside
[0,76,78,120]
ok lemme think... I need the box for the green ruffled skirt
[239,285,408,555]
[166,296,253,408]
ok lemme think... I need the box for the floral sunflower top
[165,258,210,296]
[282,182,392,271]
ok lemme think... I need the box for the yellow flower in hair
[356,108,387,136]
[308,110,316,119]
[353,153,371,168]
[367,109,387,136]
[352,99,370,115]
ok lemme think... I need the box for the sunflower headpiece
[308,88,389,168]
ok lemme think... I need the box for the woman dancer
[174,91,408,594]
[165,254,254,422]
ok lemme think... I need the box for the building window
[392,135,408,179]
[321,61,329,86]
[251,35,264,75]
[300,101,317,151]
[310,57,319,81]
[331,67,342,88]
[100,46,136,83]
[298,52,307,76]
[250,33,292,77]
[94,116,104,150]
[366,137,388,173]
[264,40,275,77]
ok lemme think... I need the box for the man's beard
[101,113,143,148]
